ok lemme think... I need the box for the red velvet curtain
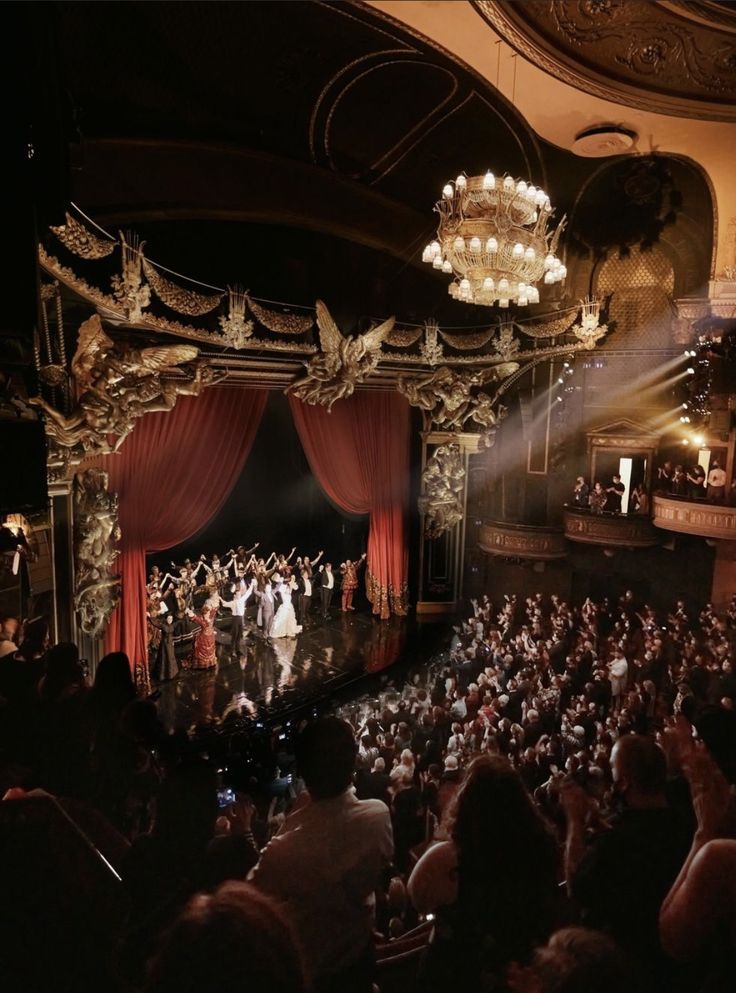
[105,387,267,667]
[289,391,410,618]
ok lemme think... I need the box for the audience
[1,584,736,993]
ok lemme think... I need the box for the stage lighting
[693,435,704,446]
[686,367,695,375]
[682,439,690,445]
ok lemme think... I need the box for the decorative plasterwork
[563,508,661,547]
[479,521,568,560]
[586,417,662,452]
[473,0,736,122]
[74,468,121,638]
[653,494,736,539]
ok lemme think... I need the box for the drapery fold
[104,387,267,668]
[289,391,410,618]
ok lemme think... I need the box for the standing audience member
[409,755,559,993]
[249,717,393,993]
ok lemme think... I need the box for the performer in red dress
[340,552,367,612]
[185,597,220,669]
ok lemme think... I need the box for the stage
[153,609,446,735]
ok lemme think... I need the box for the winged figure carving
[398,362,517,443]
[31,314,220,475]
[287,300,395,410]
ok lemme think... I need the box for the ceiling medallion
[422,172,566,308]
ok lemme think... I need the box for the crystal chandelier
[422,172,567,308]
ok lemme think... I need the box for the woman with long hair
[408,754,560,992]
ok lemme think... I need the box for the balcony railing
[652,494,736,540]
[479,521,568,560]
[563,506,660,548]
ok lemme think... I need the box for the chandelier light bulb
[442,259,453,273]
[442,184,454,199]
[483,277,495,291]
[516,180,528,195]
[430,240,440,257]
[518,282,527,294]
[498,277,510,292]
[524,247,536,261]
[469,236,482,253]
[528,287,540,303]
[453,236,466,251]
[517,296,528,306]
[503,175,514,191]
[486,237,498,253]
[499,298,510,308]
[460,278,471,291]
[544,253,555,269]
[422,245,433,263]
[544,271,554,284]
[456,175,467,189]
[527,185,537,200]
[558,265,567,279]
[483,171,495,190]
[432,254,443,269]
[513,242,524,258]
[535,189,547,206]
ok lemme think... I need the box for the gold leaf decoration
[439,328,495,350]
[246,295,313,335]
[386,325,424,348]
[50,213,116,260]
[142,259,224,316]
[515,313,576,339]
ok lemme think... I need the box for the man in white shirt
[297,566,312,625]
[249,717,393,993]
[707,460,727,502]
[226,576,255,657]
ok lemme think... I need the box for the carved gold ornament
[50,212,116,259]
[74,468,121,638]
[142,259,224,316]
[219,286,255,348]
[398,363,517,445]
[419,321,444,366]
[30,315,219,476]
[246,295,314,335]
[287,300,395,410]
[111,233,151,323]
[385,325,424,348]
[439,327,495,351]
[420,444,466,539]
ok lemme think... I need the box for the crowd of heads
[1,583,735,992]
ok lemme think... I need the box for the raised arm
[265,552,276,567]
[311,550,324,566]
[284,546,297,564]
[244,541,260,556]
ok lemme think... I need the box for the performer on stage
[295,566,313,626]
[149,613,179,682]
[225,574,257,657]
[340,553,367,612]
[185,596,221,669]
[256,578,277,639]
[319,562,336,619]
[269,573,302,639]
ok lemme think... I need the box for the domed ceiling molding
[472,0,736,122]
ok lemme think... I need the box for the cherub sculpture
[419,444,466,539]
[31,315,220,474]
[288,300,395,410]
[74,468,121,637]
[398,362,517,442]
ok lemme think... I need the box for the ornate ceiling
[473,0,736,122]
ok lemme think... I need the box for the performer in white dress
[269,573,303,639]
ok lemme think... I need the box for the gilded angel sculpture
[31,314,219,474]
[74,468,121,637]
[288,300,395,410]
[398,363,517,434]
[419,444,466,539]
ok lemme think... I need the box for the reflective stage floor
[153,610,447,734]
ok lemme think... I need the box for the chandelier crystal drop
[422,172,567,307]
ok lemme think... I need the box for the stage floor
[154,610,444,733]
